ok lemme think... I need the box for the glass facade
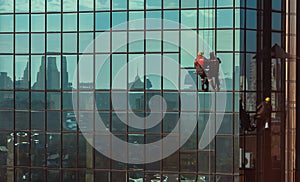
[0,0,293,181]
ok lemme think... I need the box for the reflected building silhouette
[0,72,12,89]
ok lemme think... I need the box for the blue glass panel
[62,55,77,90]
[272,32,281,45]
[217,9,233,28]
[96,0,110,10]
[63,14,77,31]
[79,0,94,11]
[146,0,161,9]
[246,10,257,29]
[46,55,61,90]
[163,0,179,9]
[79,13,94,31]
[181,0,197,8]
[129,32,144,52]
[0,34,13,53]
[112,32,127,52]
[63,0,78,12]
[63,33,77,53]
[15,0,29,12]
[0,0,13,13]
[15,56,29,89]
[272,0,281,10]
[146,54,161,90]
[32,14,45,32]
[217,30,233,51]
[217,0,233,7]
[15,34,29,53]
[199,9,215,28]
[95,32,110,52]
[129,0,144,10]
[112,0,127,10]
[181,10,197,28]
[0,15,13,32]
[164,10,179,29]
[217,53,233,90]
[146,31,161,52]
[272,12,282,30]
[79,33,94,53]
[47,92,61,110]
[47,33,61,52]
[0,56,13,89]
[246,30,257,52]
[31,34,45,53]
[199,0,214,8]
[96,12,111,30]
[112,12,127,30]
[146,11,161,30]
[112,54,127,89]
[31,1,45,12]
[129,12,144,30]
[246,0,257,8]
[47,14,61,32]
[95,54,110,89]
[16,14,29,32]
[47,0,61,12]
[163,31,179,52]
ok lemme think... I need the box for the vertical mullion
[178,0,182,178]
[44,0,48,181]
[13,0,16,180]
[28,0,32,180]
[59,1,63,181]
[109,0,113,178]
[76,0,80,180]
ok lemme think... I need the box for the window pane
[46,56,61,90]
[0,15,13,32]
[129,12,144,30]
[146,55,161,90]
[16,34,29,54]
[217,30,233,51]
[63,0,78,12]
[217,9,233,28]
[16,14,29,32]
[129,32,144,52]
[31,34,45,53]
[112,32,127,52]
[217,0,233,7]
[63,14,77,31]
[112,12,127,30]
[199,9,215,28]
[79,33,94,53]
[272,12,281,30]
[15,0,29,12]
[95,54,110,89]
[63,33,77,53]
[246,30,257,52]
[31,14,45,32]
[79,13,94,31]
[0,0,13,13]
[164,10,179,29]
[146,31,161,52]
[47,33,61,52]
[0,34,13,53]
[112,54,127,89]
[15,56,29,89]
[47,14,61,32]
[0,56,13,88]
[31,1,45,12]
[47,0,61,12]
[181,10,197,28]
[79,0,94,11]
[129,0,144,10]
[246,10,257,29]
[181,0,197,8]
[216,136,233,173]
[96,0,110,10]
[96,12,110,30]
[146,0,161,9]
[146,11,161,30]
[112,0,127,10]
[163,0,179,9]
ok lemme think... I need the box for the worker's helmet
[265,97,270,102]
[198,51,203,56]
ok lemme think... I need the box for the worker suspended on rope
[254,97,272,129]
[207,52,221,91]
[194,51,209,91]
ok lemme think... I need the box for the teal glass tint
[15,34,29,53]
[146,54,161,90]
[199,0,215,8]
[47,33,61,52]
[181,0,197,8]
[46,55,61,90]
[0,56,13,89]
[0,15,13,32]
[96,0,110,10]
[198,9,215,28]
[63,33,77,53]
[146,0,161,9]
[146,11,162,29]
[163,10,179,29]
[272,12,282,30]
[0,0,13,13]
[112,0,127,10]
[129,12,144,30]
[217,0,233,7]
[79,32,94,53]
[15,0,29,12]
[216,53,234,90]
[95,32,110,52]
[79,13,94,31]
[47,14,61,32]
[96,12,110,30]
[112,12,127,30]
[129,32,144,52]
[163,0,179,9]
[31,14,45,32]
[217,30,233,51]
[47,0,61,12]
[112,32,127,52]
[63,14,77,31]
[246,30,257,52]
[217,9,233,28]
[216,136,233,173]
[272,0,282,10]
[95,54,110,90]
[163,31,179,52]
[16,14,29,32]
[31,34,45,54]
[31,1,45,12]
[181,10,197,28]
[246,0,257,8]
[129,0,144,10]
[246,10,257,29]
[79,0,94,11]
[128,54,144,90]
[0,34,13,53]
[47,92,61,110]
[62,55,77,90]
[63,0,78,12]
[163,54,179,90]
[112,54,127,89]
[15,56,29,89]
[146,31,161,52]
[78,55,94,89]
[272,32,282,45]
